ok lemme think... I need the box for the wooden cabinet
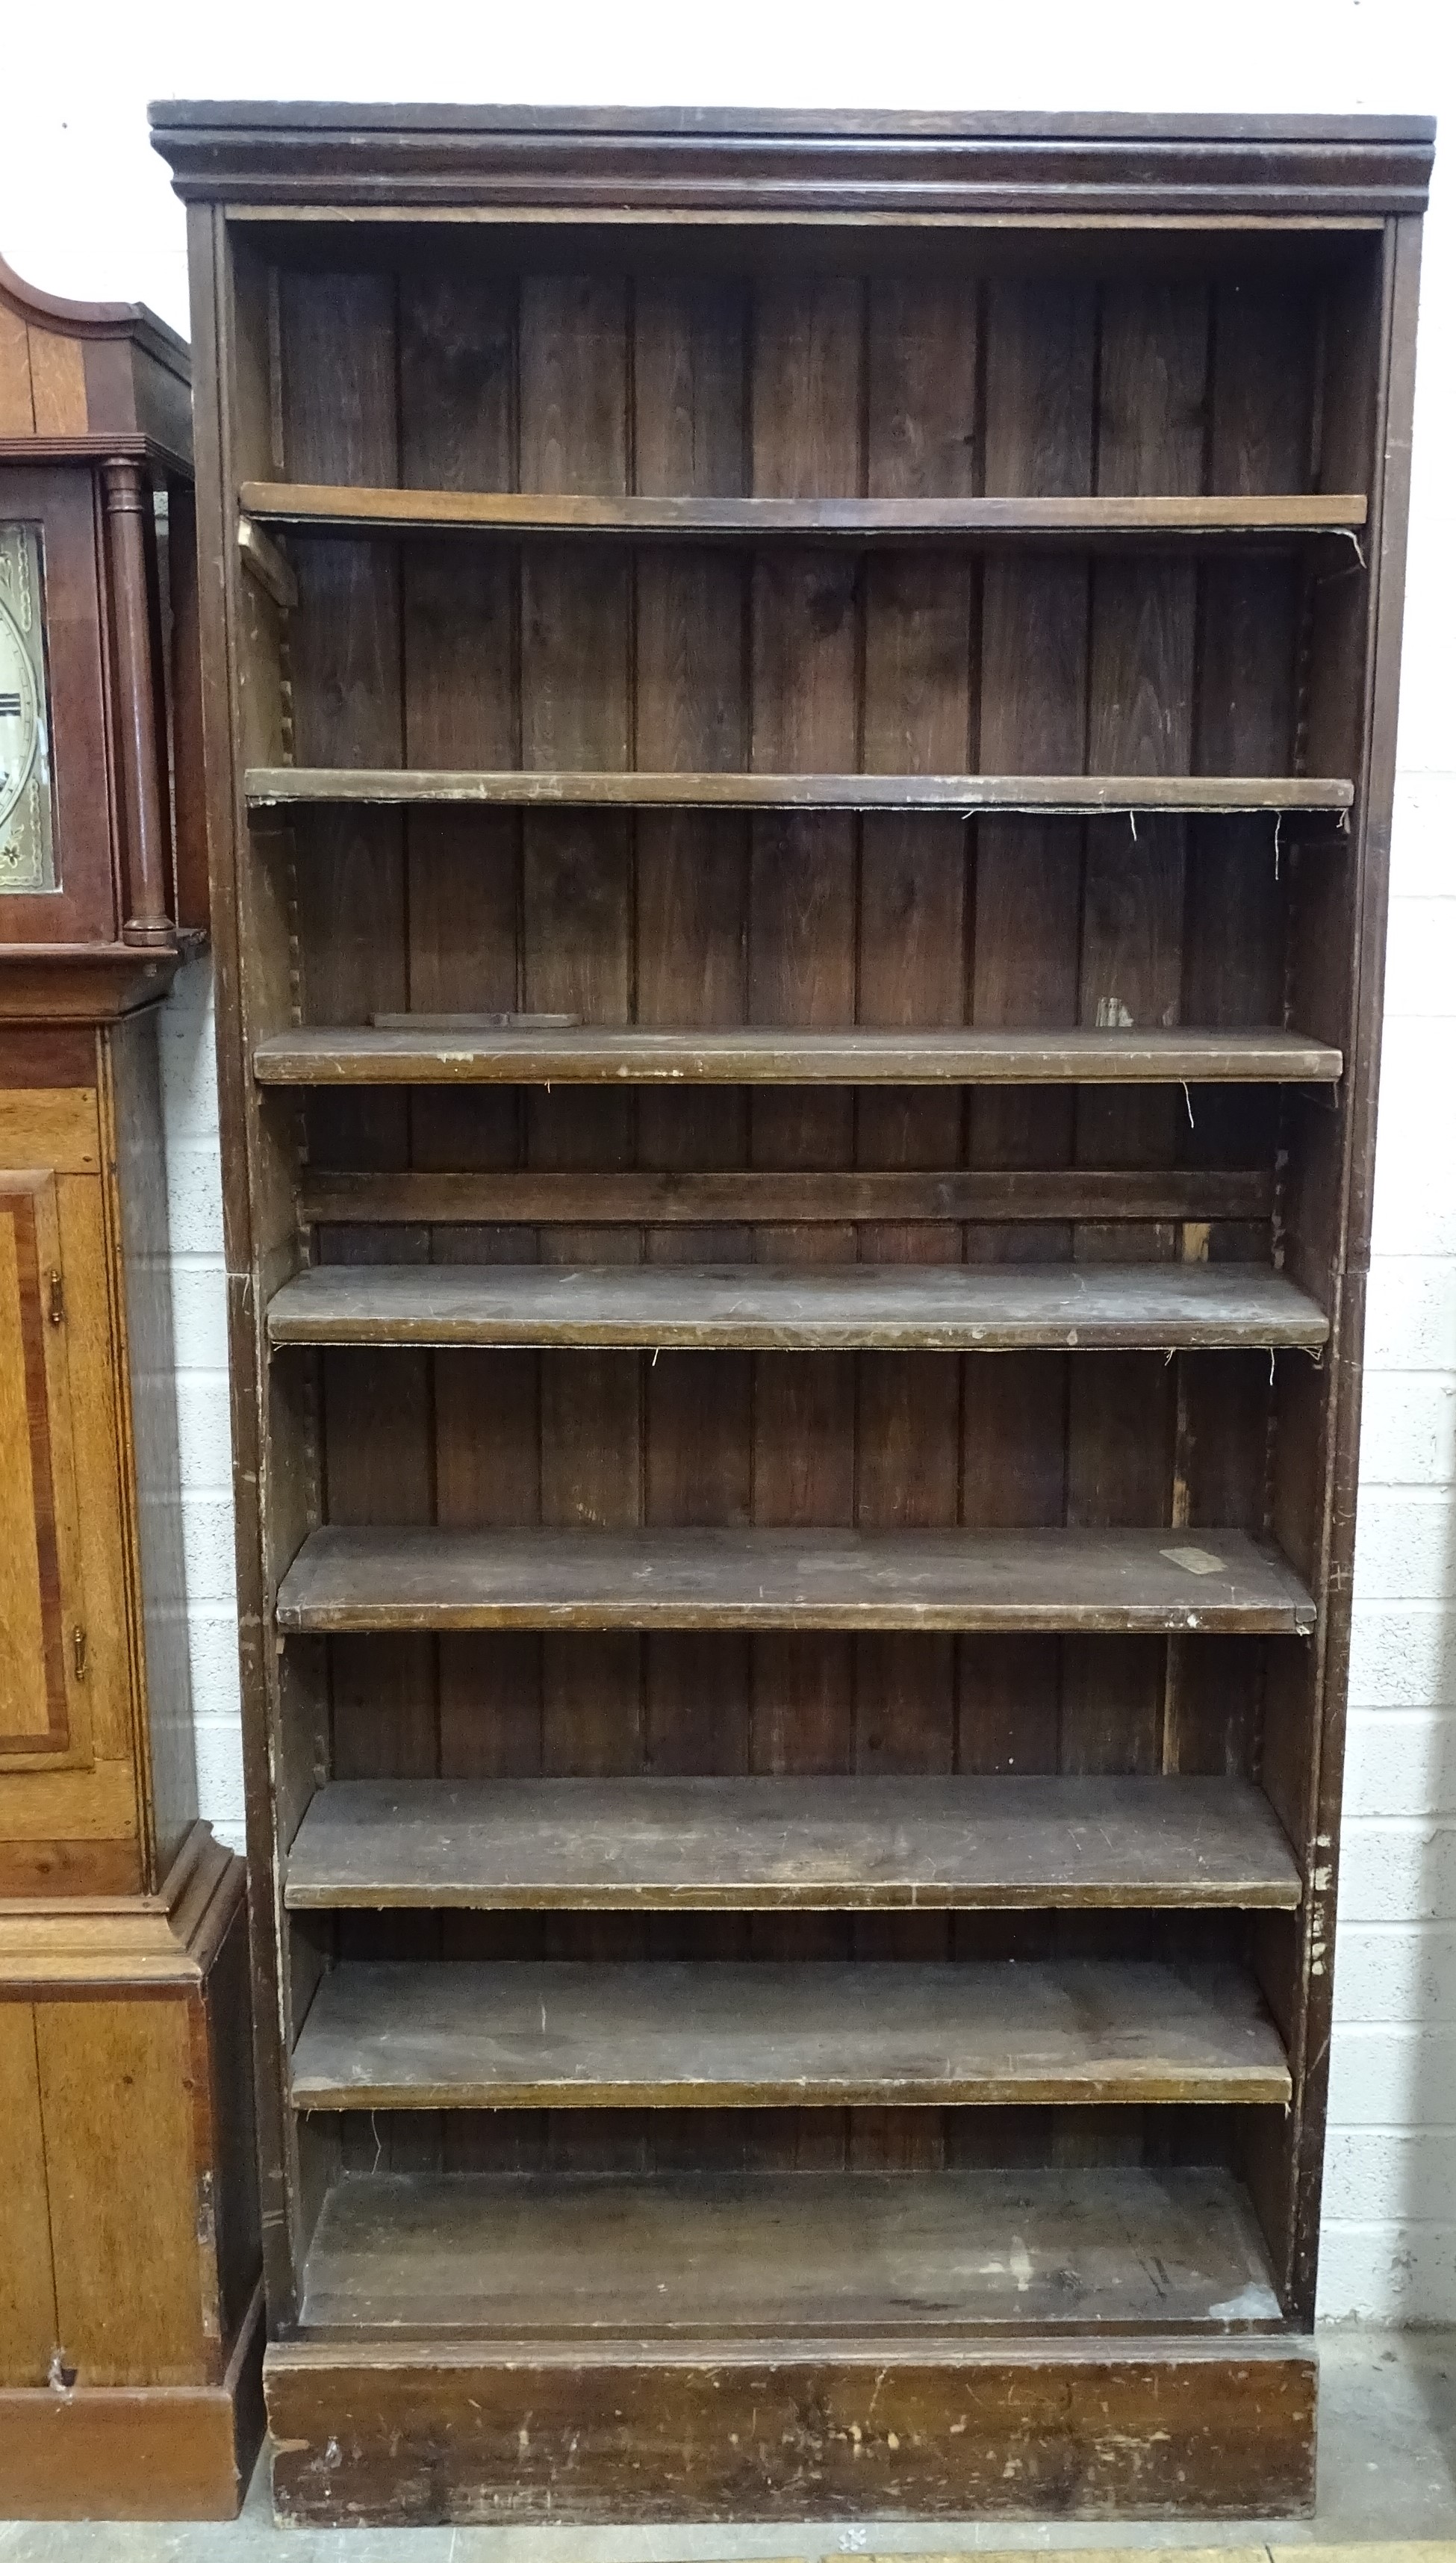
[152,102,1432,2526]
[0,258,263,2520]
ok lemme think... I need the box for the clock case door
[0,463,130,946]
[0,1165,90,1768]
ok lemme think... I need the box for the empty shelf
[248,765,1353,815]
[299,1166,1275,1227]
[284,1774,1303,1913]
[266,1260,1327,1353]
[298,2160,1287,2337]
[289,1957,1291,2110]
[276,1524,1316,1636]
[253,1024,1345,1087]
[241,479,1369,544]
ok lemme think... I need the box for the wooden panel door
[0,1168,89,1767]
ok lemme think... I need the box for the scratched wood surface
[277,1523,1316,1634]
[241,479,1369,538]
[297,2159,1284,2331]
[284,1774,1302,1910]
[260,1022,1344,1084]
[267,1260,1328,1351]
[290,1957,1291,2110]
[263,2328,1318,2523]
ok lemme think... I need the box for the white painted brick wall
[4,0,1454,2328]
[155,960,246,1852]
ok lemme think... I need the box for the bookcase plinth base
[265,2331,1317,2526]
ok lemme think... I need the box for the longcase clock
[0,251,263,2521]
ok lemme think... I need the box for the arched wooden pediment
[0,252,189,463]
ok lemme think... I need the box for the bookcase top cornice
[148,100,1435,217]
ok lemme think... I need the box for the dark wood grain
[291,1957,1291,2109]
[240,480,1369,539]
[284,1774,1301,1912]
[297,2159,1284,2331]
[299,1166,1275,1226]
[252,766,1352,813]
[263,2330,1317,2526]
[276,1524,1316,1635]
[258,1023,1343,1085]
[267,1260,1327,1352]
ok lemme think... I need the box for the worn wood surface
[300,1166,1275,1226]
[240,480,1369,540]
[249,765,1353,814]
[0,1171,86,1764]
[259,1022,1343,1086]
[285,1773,1302,1911]
[263,2330,1317,2524]
[277,1523,1316,1634]
[0,2282,264,2522]
[0,2002,56,2379]
[267,1260,1327,1352]
[290,1957,1290,2109]
[36,1994,213,2385]
[298,2160,1284,2333]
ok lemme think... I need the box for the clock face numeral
[0,525,56,893]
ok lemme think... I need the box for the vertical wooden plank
[748,275,861,1783]
[517,272,646,2173]
[37,1995,207,2387]
[1186,276,1304,1149]
[396,274,541,1790]
[1065,279,1210,1774]
[855,275,975,2103]
[634,277,753,1792]
[518,276,641,1792]
[961,281,1095,1783]
[1172,272,1309,1778]
[972,279,1093,1169]
[1171,273,1310,1774]
[0,301,35,432]
[280,271,437,1808]
[1078,279,1210,1177]
[0,2004,56,2383]
[747,273,863,2168]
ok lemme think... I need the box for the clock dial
[0,525,57,893]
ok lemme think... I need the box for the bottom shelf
[299,2161,1283,2338]
[273,2163,1314,2526]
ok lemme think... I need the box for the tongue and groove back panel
[156,102,1431,2525]
[285,255,1298,1809]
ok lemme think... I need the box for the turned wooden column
[104,458,174,949]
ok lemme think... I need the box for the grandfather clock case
[156,104,1429,2527]
[0,257,263,2519]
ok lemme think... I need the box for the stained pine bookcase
[154,103,1431,2526]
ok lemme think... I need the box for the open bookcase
[153,103,1431,2526]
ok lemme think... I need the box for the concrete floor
[0,2331,1450,2561]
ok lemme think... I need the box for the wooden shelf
[299,1165,1277,1228]
[267,1259,1326,1353]
[289,1957,1291,2110]
[241,480,1369,545]
[247,765,1353,816]
[255,1023,1345,1087]
[275,1524,1316,1636]
[298,2160,1286,2337]
[284,1774,1303,1913]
